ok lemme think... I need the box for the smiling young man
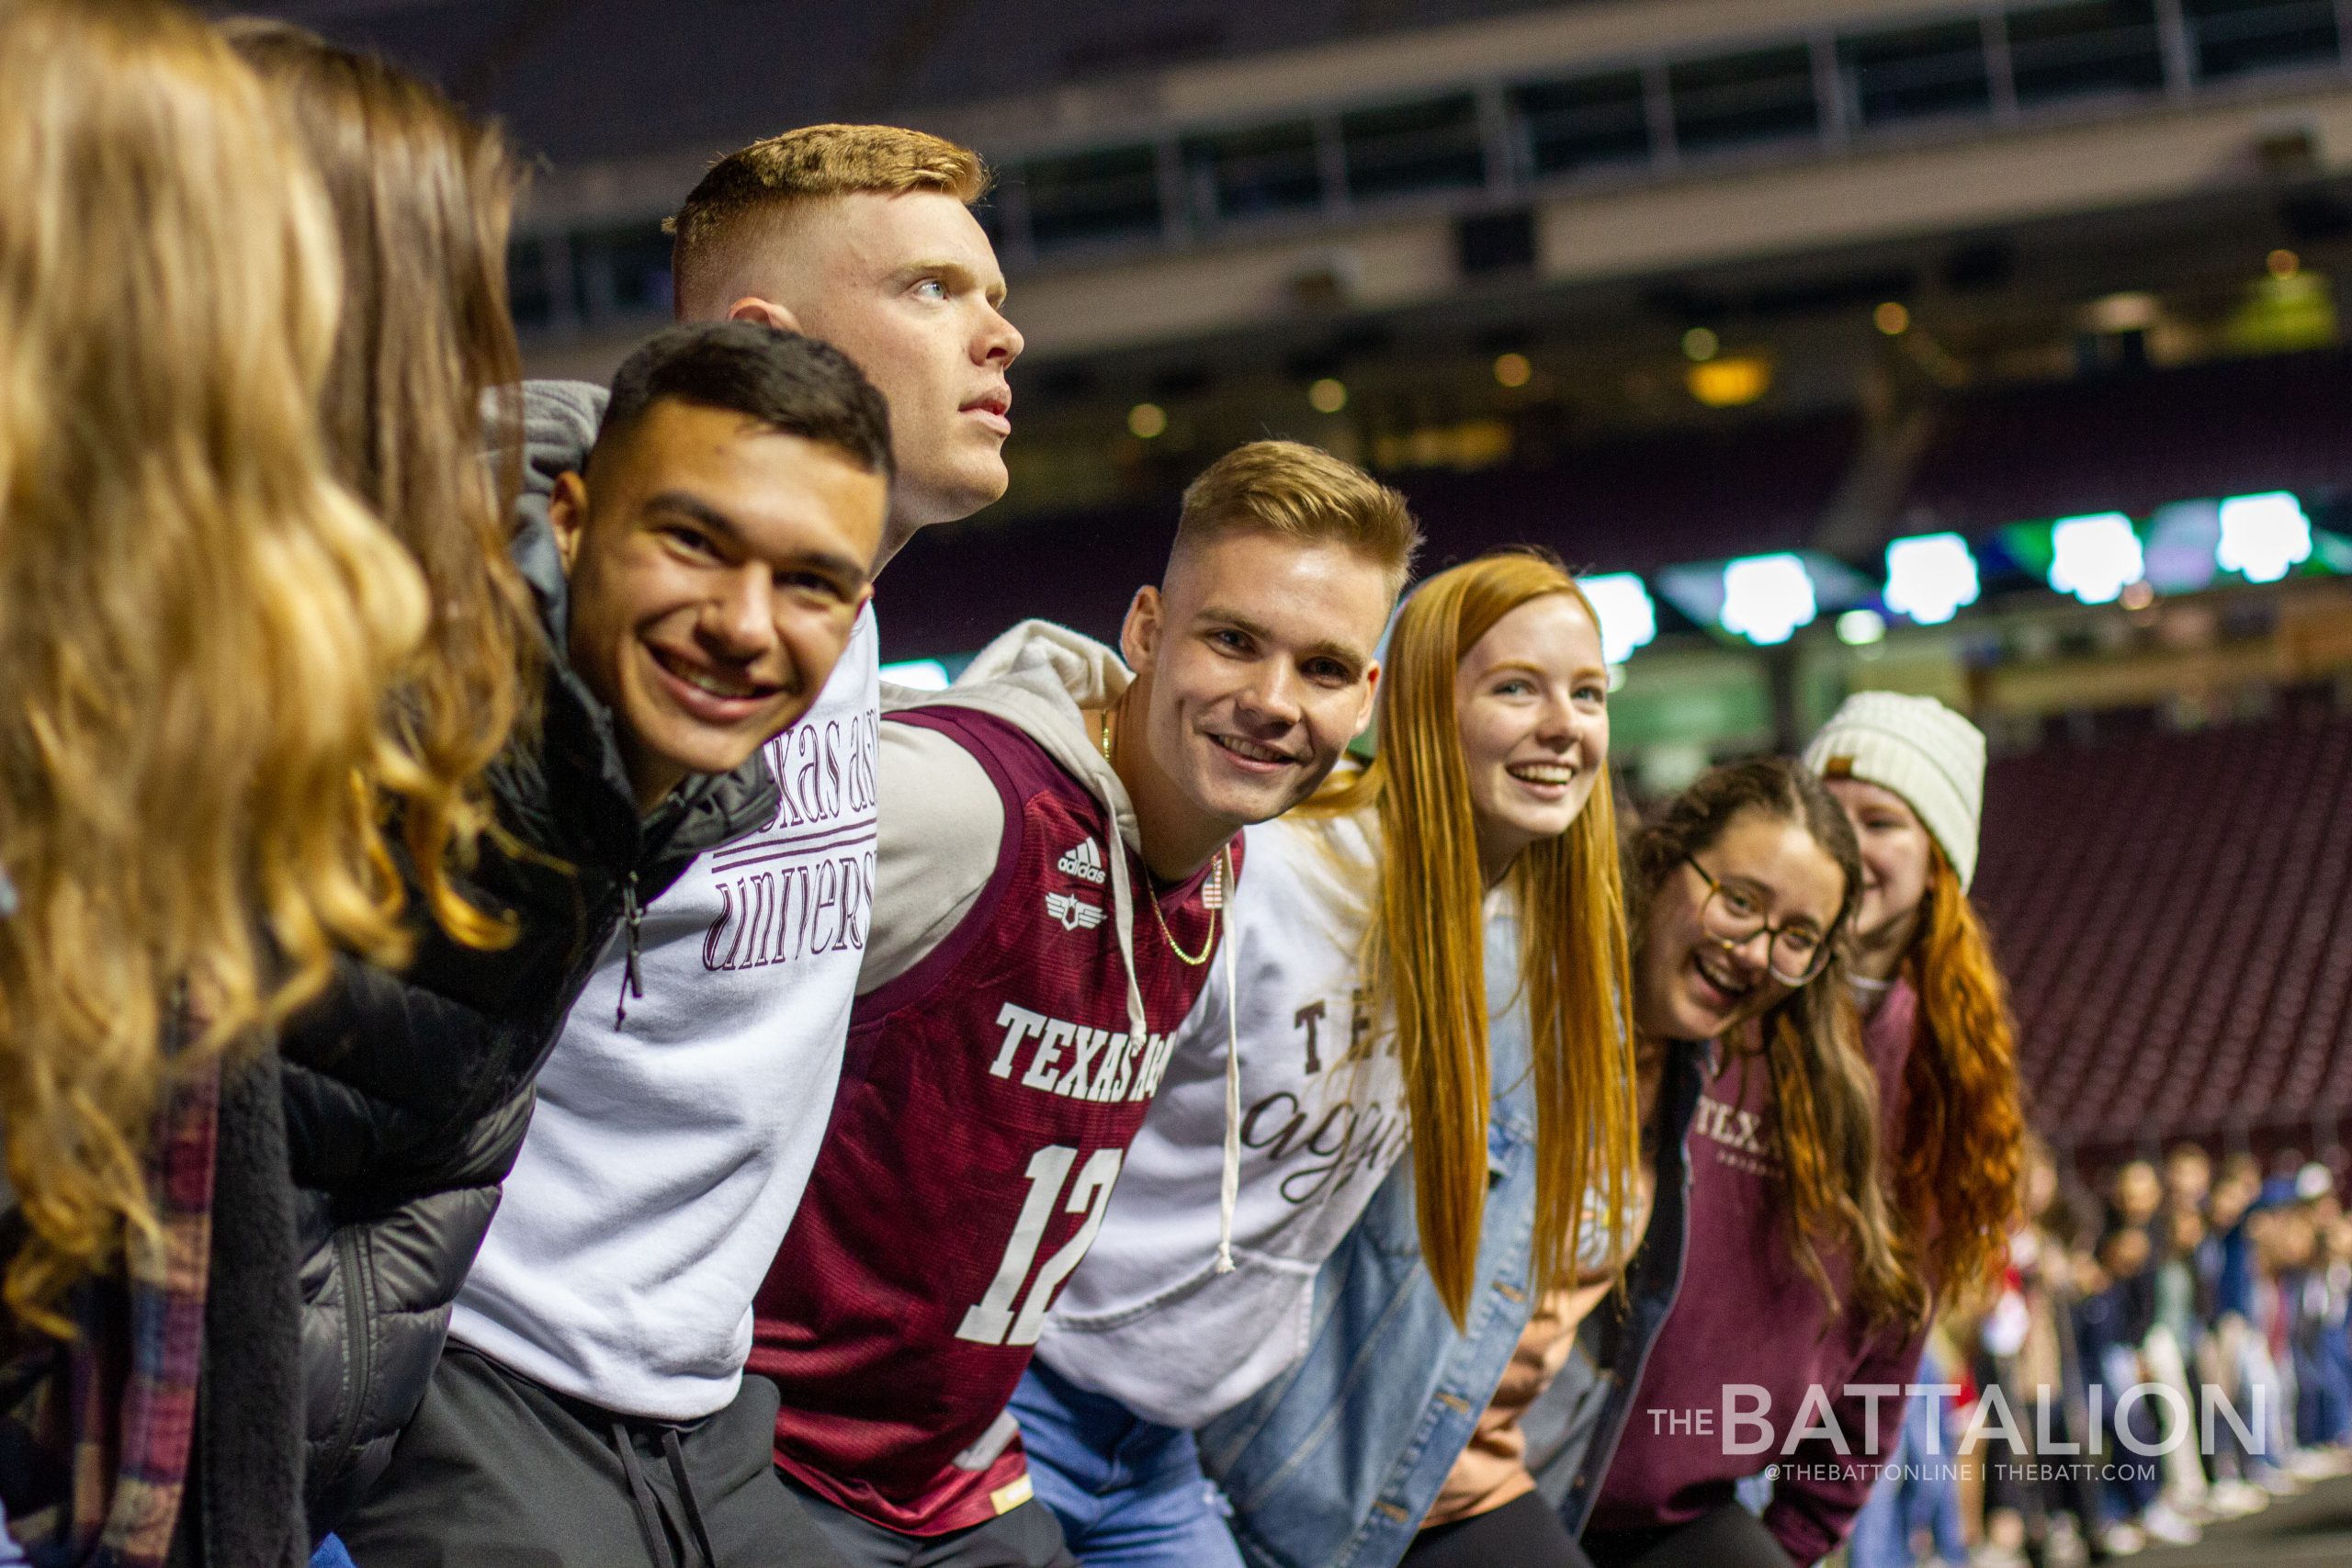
[553,352,887,810]
[416,127,1013,1563]
[338,321,888,1567]
[751,441,1417,1567]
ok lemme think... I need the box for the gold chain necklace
[1100,705,1226,966]
[1150,848,1225,965]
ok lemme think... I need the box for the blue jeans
[310,1536,357,1568]
[1010,1361,1243,1568]
[1849,1382,1964,1568]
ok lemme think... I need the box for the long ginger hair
[229,19,540,949]
[1632,760,1923,1326]
[1310,551,1639,1327]
[1894,841,2025,1302]
[0,0,426,1331]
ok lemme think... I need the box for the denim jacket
[1199,917,1710,1568]
[1521,1039,1706,1530]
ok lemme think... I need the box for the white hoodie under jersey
[1036,807,1423,1429]
[452,385,885,1419]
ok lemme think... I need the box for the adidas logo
[1046,891,1105,932]
[1056,838,1107,886]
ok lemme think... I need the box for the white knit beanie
[1801,692,1986,891]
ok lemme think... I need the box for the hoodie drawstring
[1102,829,1150,1073]
[1101,680,1243,1276]
[1123,841,1244,1276]
[615,871,645,1026]
[1216,897,1241,1277]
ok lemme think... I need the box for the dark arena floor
[2128,1475,2352,1565]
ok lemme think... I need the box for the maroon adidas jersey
[749,705,1239,1535]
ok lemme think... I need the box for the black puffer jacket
[279,483,778,1533]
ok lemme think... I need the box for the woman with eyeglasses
[1570,756,1927,1568]
[1198,756,1910,1568]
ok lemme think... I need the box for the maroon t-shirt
[1590,981,1928,1564]
[749,705,1238,1535]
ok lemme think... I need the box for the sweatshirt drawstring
[1102,827,1149,1066]
[1216,894,1240,1276]
[615,871,645,1026]
[1113,819,1241,1274]
[1099,676,1241,1274]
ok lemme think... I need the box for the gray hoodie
[864,619,1151,1048]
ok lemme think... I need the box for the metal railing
[512,0,2352,341]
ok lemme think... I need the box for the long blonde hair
[229,18,541,950]
[1311,551,1638,1326]
[0,0,427,1332]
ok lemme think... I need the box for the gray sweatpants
[783,1480,1075,1568]
[338,1347,847,1568]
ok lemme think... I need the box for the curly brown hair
[1895,841,2027,1302]
[1632,758,1924,1327]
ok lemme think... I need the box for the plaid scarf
[4,1059,221,1567]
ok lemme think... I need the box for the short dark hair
[594,321,892,479]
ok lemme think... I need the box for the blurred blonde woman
[222,22,555,1530]
[0,0,424,1560]
[1021,549,1642,1567]
[227,16,541,944]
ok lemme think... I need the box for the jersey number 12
[955,1145,1124,1347]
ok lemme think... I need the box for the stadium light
[1687,356,1771,409]
[1577,572,1657,666]
[2216,491,2312,584]
[1719,554,1817,646]
[1883,533,1980,625]
[2144,501,2221,593]
[1837,608,1887,646]
[2048,513,2143,605]
[880,658,951,691]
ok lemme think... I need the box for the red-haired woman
[1807,693,2024,1337]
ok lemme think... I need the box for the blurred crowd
[1849,1137,2352,1567]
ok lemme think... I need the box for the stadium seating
[876,407,1860,659]
[1903,347,2352,536]
[273,0,1584,166]
[1973,704,2352,1165]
